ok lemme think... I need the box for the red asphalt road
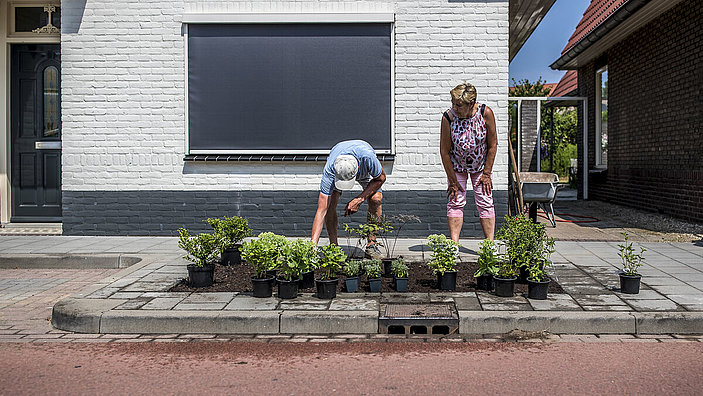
[1,342,702,395]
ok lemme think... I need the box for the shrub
[177,228,219,267]
[391,258,409,278]
[363,259,382,279]
[426,234,460,275]
[240,233,283,279]
[280,239,319,277]
[474,239,500,277]
[205,216,252,252]
[618,232,646,276]
[344,260,363,277]
[318,244,347,280]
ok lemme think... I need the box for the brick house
[551,0,702,222]
[1,0,555,236]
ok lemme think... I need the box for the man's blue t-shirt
[320,140,383,196]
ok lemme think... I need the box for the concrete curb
[52,296,703,335]
[0,254,142,269]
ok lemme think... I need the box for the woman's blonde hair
[450,83,477,104]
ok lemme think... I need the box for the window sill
[183,154,395,162]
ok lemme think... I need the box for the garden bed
[170,261,566,294]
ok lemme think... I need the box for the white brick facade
[60,0,509,193]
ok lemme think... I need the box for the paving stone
[379,293,430,304]
[454,296,482,311]
[666,295,703,305]
[528,294,582,311]
[114,299,152,310]
[224,296,279,310]
[649,285,701,296]
[573,294,627,306]
[110,292,144,299]
[140,297,185,310]
[328,299,379,311]
[582,305,633,311]
[140,292,191,298]
[561,285,610,295]
[643,277,690,286]
[681,304,703,311]
[173,302,228,310]
[481,303,532,311]
[180,293,236,304]
[122,282,177,292]
[477,293,528,305]
[626,299,681,311]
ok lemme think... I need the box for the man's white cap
[333,154,358,191]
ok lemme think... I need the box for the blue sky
[509,0,591,84]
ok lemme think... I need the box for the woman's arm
[480,106,498,194]
[440,114,461,199]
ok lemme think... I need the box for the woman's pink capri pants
[447,171,495,219]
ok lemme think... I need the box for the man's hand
[344,197,365,216]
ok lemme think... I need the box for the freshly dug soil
[170,261,565,294]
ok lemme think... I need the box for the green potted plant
[177,228,219,288]
[316,244,347,299]
[390,258,409,292]
[493,254,519,297]
[370,214,421,276]
[496,215,532,282]
[240,233,280,298]
[206,216,252,266]
[526,260,551,299]
[617,232,646,294]
[343,259,363,292]
[257,232,287,280]
[279,239,319,291]
[474,239,500,291]
[364,259,383,292]
[426,234,460,291]
[343,222,384,260]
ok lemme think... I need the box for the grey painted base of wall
[62,190,508,237]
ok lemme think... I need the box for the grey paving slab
[626,299,682,311]
[110,292,144,299]
[114,299,152,310]
[329,299,379,311]
[477,293,529,305]
[180,293,236,304]
[573,294,627,306]
[644,277,691,286]
[454,296,482,311]
[666,295,703,306]
[224,296,279,310]
[279,300,330,310]
[649,285,701,295]
[140,297,185,310]
[173,302,228,310]
[617,290,668,300]
[528,294,582,311]
[378,293,430,304]
[480,303,532,311]
[560,285,610,295]
[582,305,633,311]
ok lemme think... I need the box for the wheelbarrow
[519,172,560,227]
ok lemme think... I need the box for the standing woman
[440,83,498,242]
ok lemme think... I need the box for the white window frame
[182,12,395,155]
[595,66,608,168]
[8,2,61,38]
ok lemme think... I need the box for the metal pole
[550,106,554,173]
[583,99,589,200]
[517,99,521,172]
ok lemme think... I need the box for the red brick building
[551,0,702,222]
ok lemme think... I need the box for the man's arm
[311,193,330,244]
[344,169,386,216]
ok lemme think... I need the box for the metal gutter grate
[379,303,459,335]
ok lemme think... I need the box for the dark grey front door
[10,44,61,221]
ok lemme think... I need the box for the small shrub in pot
[316,244,347,299]
[493,254,519,297]
[496,215,532,279]
[206,216,252,266]
[364,259,383,292]
[474,239,499,291]
[240,233,282,297]
[617,232,646,294]
[390,258,409,292]
[426,234,460,291]
[343,259,363,292]
[526,260,551,300]
[280,239,319,290]
[177,228,219,288]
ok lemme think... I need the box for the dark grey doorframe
[10,44,62,222]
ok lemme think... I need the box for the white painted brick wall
[61,0,508,192]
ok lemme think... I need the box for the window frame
[595,65,608,168]
[8,2,61,38]
[182,12,395,155]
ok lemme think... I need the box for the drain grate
[379,303,458,335]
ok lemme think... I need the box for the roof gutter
[550,0,650,70]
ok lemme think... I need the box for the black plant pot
[382,258,394,278]
[345,276,360,293]
[437,271,457,291]
[277,278,299,299]
[394,277,409,292]
[368,277,382,292]
[476,274,494,291]
[316,278,338,299]
[267,269,278,285]
[518,266,529,283]
[299,270,315,289]
[619,273,642,294]
[527,278,550,300]
[220,245,242,266]
[493,276,517,297]
[187,263,215,288]
[251,276,275,298]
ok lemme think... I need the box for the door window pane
[596,67,608,166]
[14,6,61,32]
[43,66,60,137]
